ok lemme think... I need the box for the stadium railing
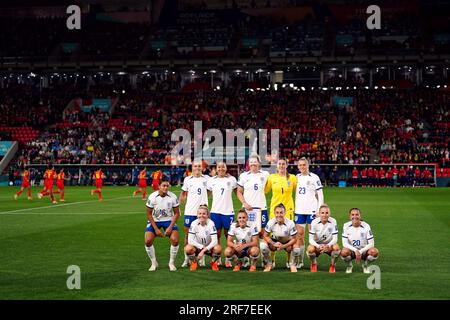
[16,163,441,188]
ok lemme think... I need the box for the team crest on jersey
[260,177,265,182]
[227,181,231,187]
[284,230,288,236]
[361,232,365,238]
[307,181,311,186]
[287,181,291,187]
[328,227,332,233]
[247,231,252,237]
[203,181,207,187]
[205,230,210,236]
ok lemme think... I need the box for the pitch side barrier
[19,163,438,188]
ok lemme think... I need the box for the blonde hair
[197,204,210,217]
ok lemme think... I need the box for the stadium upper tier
[0,3,448,63]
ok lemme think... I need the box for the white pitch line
[0,195,135,215]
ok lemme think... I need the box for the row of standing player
[350,166,433,187]
[143,156,379,273]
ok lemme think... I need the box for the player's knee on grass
[368,247,379,257]
[184,245,196,255]
[213,245,222,255]
[224,247,235,257]
[307,245,316,254]
[332,244,341,252]
[249,246,259,257]
[340,248,351,257]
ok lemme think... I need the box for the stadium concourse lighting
[210,70,216,73]
[301,86,306,91]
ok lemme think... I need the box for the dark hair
[237,208,248,215]
[158,178,170,186]
[349,207,361,215]
[274,203,286,213]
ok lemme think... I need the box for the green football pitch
[0,186,449,300]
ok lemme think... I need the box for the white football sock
[169,245,179,264]
[145,245,156,264]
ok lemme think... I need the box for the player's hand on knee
[165,227,172,236]
[155,229,163,237]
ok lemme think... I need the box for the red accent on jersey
[44,169,55,187]
[22,170,30,183]
[94,170,103,181]
[138,170,147,180]
[361,168,367,178]
[414,169,421,177]
[151,170,162,181]
[57,172,64,182]
[387,169,393,179]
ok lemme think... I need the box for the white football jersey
[295,173,323,215]
[228,223,259,244]
[188,218,217,247]
[146,191,179,222]
[237,170,269,210]
[264,217,297,241]
[181,174,210,216]
[207,175,237,215]
[342,221,374,250]
[309,217,338,245]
